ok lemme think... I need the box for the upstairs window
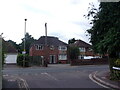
[35,44,43,50]
[79,47,85,52]
[88,48,93,51]
[50,45,54,50]
[59,46,67,51]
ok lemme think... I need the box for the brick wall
[70,58,108,66]
[29,45,68,63]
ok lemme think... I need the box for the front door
[49,55,56,64]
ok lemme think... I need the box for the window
[78,55,84,59]
[59,54,67,60]
[50,45,54,50]
[59,46,67,51]
[35,44,43,50]
[88,48,93,51]
[79,47,85,52]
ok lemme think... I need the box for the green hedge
[17,54,30,67]
[115,59,120,67]
[109,58,120,80]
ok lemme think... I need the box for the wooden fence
[29,56,43,66]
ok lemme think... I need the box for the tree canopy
[86,2,120,58]
[19,32,36,54]
[68,46,80,60]
[68,38,77,44]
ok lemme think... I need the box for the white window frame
[79,47,86,52]
[59,54,67,60]
[50,45,54,50]
[35,44,43,50]
[78,55,84,59]
[88,48,93,51]
[59,46,67,51]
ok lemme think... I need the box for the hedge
[17,54,30,67]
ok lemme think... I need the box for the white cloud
[0,0,99,44]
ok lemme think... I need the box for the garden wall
[70,58,108,66]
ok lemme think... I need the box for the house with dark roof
[4,41,18,64]
[70,40,100,59]
[29,36,68,64]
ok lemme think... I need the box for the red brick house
[29,36,68,64]
[70,40,100,59]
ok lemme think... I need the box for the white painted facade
[5,53,18,64]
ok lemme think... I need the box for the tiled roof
[32,36,67,47]
[70,40,91,48]
[3,40,18,53]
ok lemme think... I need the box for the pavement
[90,70,120,89]
[2,64,120,89]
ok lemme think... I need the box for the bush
[115,59,120,67]
[109,58,120,80]
[68,46,79,60]
[17,54,30,67]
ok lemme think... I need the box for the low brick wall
[70,58,108,66]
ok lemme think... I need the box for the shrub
[110,58,120,80]
[17,54,30,67]
[68,46,79,60]
[115,59,120,67]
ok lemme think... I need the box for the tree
[68,46,80,60]
[19,33,35,54]
[68,38,77,44]
[85,2,120,58]
[7,40,20,53]
[85,2,120,79]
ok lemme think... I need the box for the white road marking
[89,72,110,88]
[93,71,120,89]
[8,79,16,82]
[3,74,8,77]
[41,72,58,81]
[18,77,30,90]
[3,74,30,90]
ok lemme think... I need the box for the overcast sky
[0,0,100,44]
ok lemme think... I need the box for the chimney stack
[45,23,47,46]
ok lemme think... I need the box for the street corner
[89,71,120,89]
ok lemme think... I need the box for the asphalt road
[3,64,109,89]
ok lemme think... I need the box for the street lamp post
[44,23,48,67]
[23,19,27,67]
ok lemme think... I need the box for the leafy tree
[85,2,120,58]
[1,39,7,66]
[7,40,20,53]
[19,33,35,54]
[85,2,120,79]
[68,38,77,44]
[68,46,80,60]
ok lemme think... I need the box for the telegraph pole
[23,19,27,67]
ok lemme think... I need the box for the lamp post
[0,33,3,90]
[44,23,48,66]
[23,19,27,67]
